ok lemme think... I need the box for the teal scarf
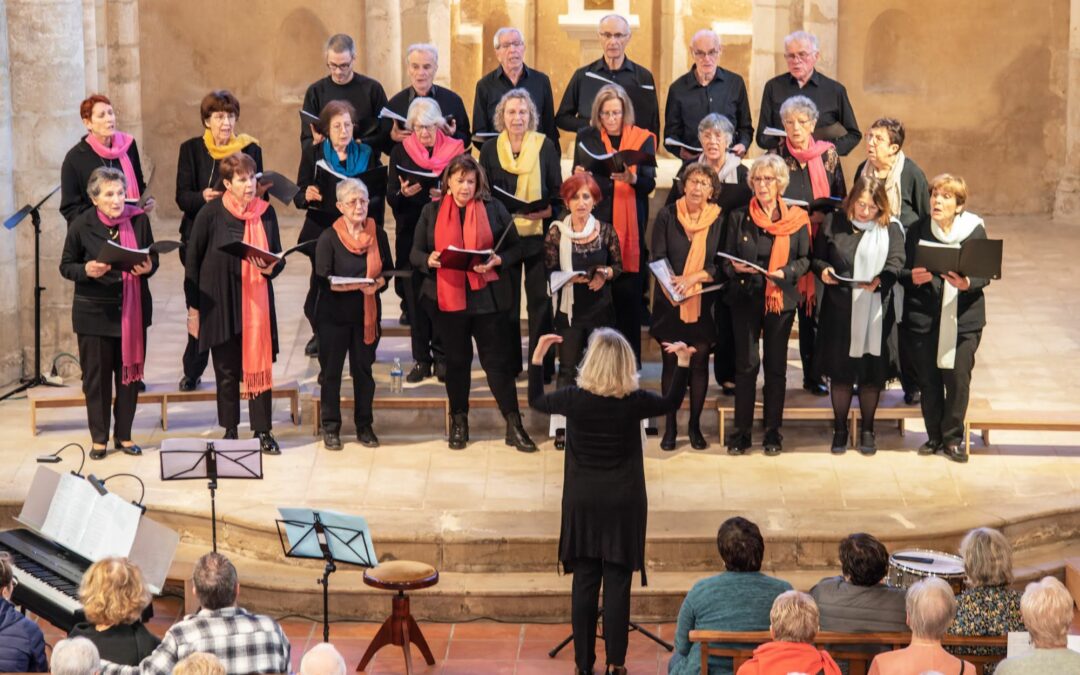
[322,139,371,176]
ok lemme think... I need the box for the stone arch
[271,8,329,103]
[862,9,922,94]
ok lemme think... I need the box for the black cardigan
[572,126,656,231]
[777,142,847,205]
[477,135,564,234]
[313,225,394,325]
[175,137,264,243]
[68,621,159,667]
[60,137,147,226]
[854,157,931,232]
[721,204,811,312]
[59,209,158,337]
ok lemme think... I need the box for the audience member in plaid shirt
[100,552,291,675]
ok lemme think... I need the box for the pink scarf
[403,129,464,174]
[97,205,145,385]
[785,137,834,200]
[85,131,140,200]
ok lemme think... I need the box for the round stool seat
[363,560,439,591]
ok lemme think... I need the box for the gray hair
[406,97,446,131]
[748,154,790,193]
[598,13,630,34]
[960,527,1014,587]
[336,178,369,204]
[51,637,100,675]
[493,88,539,133]
[192,551,237,611]
[1020,576,1075,648]
[406,42,439,65]
[690,29,721,49]
[299,642,347,675]
[779,95,819,124]
[87,167,127,200]
[784,30,819,52]
[906,577,957,640]
[325,34,355,57]
[492,27,523,50]
[698,113,734,144]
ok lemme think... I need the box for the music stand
[275,507,376,643]
[159,438,263,552]
[547,607,673,658]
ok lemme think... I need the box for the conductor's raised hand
[531,334,563,365]
[661,341,697,367]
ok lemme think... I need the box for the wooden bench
[963,410,1080,452]
[310,386,449,435]
[160,380,300,430]
[690,630,1008,675]
[717,403,853,445]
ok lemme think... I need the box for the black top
[383,85,471,146]
[900,215,990,335]
[756,70,862,156]
[60,137,147,226]
[293,142,386,241]
[472,65,559,147]
[59,209,158,337]
[478,135,564,234]
[313,225,393,325]
[301,73,390,157]
[663,66,753,150]
[175,136,264,242]
[528,363,688,581]
[386,144,452,242]
[666,160,752,214]
[543,219,623,326]
[555,56,660,138]
[854,157,931,232]
[573,127,656,229]
[777,141,847,205]
[721,204,811,312]
[185,198,285,353]
[648,204,724,343]
[409,199,522,315]
[68,621,160,667]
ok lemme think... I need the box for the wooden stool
[356,560,439,674]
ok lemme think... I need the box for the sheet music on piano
[40,472,142,561]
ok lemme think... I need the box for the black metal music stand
[275,507,376,643]
[159,438,263,552]
[548,607,673,658]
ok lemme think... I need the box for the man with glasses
[472,27,558,148]
[756,30,861,155]
[556,14,660,139]
[383,43,471,146]
[664,29,753,160]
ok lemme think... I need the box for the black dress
[60,137,147,226]
[648,205,723,345]
[811,213,905,384]
[68,621,159,666]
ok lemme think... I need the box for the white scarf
[861,151,905,218]
[698,152,742,184]
[930,210,983,369]
[554,213,597,325]
[849,219,891,358]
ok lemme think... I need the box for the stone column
[659,0,687,86]
[105,0,145,159]
[0,5,20,385]
[1055,0,1080,221]
[7,0,88,379]
[504,0,535,65]
[749,0,793,127]
[400,0,452,88]
[365,0,402,89]
[802,0,838,77]
[81,0,105,93]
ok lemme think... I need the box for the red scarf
[332,217,383,344]
[85,132,140,200]
[785,137,834,201]
[749,197,813,314]
[97,205,145,385]
[403,129,465,174]
[222,193,273,399]
[433,198,496,312]
[600,126,654,273]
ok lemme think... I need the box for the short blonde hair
[406,97,446,131]
[493,88,539,133]
[748,154,790,193]
[173,652,226,675]
[590,84,635,130]
[576,328,639,398]
[769,590,819,643]
[929,173,969,208]
[78,557,151,626]
[1020,576,1075,648]
[906,577,957,639]
[960,527,1013,587]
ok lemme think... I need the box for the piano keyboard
[0,529,86,631]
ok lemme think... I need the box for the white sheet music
[39,472,142,562]
[40,473,98,549]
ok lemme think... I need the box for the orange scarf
[674,199,720,323]
[333,217,383,345]
[434,198,497,312]
[222,192,273,399]
[601,126,654,273]
[748,197,812,314]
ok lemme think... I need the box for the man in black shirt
[473,27,558,149]
[556,14,659,139]
[300,34,389,158]
[756,30,861,156]
[383,43,471,147]
[664,29,753,160]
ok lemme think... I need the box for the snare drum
[887,549,966,594]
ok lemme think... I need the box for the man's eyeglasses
[496,40,524,50]
[783,51,815,62]
[692,49,720,59]
[327,61,354,71]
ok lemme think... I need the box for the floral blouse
[948,585,1024,674]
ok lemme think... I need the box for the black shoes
[256,431,280,455]
[89,445,107,460]
[831,428,848,454]
[918,438,942,456]
[763,429,783,456]
[304,335,319,357]
[554,428,566,451]
[726,430,751,456]
[135,381,146,392]
[357,425,379,447]
[178,376,200,392]
[904,389,921,405]
[803,380,828,396]
[688,425,708,450]
[406,362,431,383]
[113,438,142,456]
[505,412,537,453]
[944,443,968,463]
[223,427,239,440]
[720,382,736,396]
[858,430,877,456]
[399,311,410,326]
[660,427,677,451]
[448,413,469,450]
[323,431,343,451]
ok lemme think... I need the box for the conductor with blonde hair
[529,329,694,675]
[69,557,158,665]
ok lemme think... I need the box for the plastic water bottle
[390,358,403,393]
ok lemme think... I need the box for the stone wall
[0,5,19,385]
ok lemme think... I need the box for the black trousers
[393,226,413,316]
[179,245,209,381]
[433,303,520,416]
[712,294,735,385]
[570,557,633,672]
[798,298,819,384]
[78,333,138,444]
[210,334,272,432]
[406,272,441,366]
[318,321,377,434]
[555,320,601,389]
[507,235,554,375]
[611,272,642,366]
[898,321,920,396]
[731,304,796,433]
[906,327,981,446]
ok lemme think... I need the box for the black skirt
[815,292,899,385]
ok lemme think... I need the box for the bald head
[598,15,631,67]
[690,30,722,80]
[299,643,346,675]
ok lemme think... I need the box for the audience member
[811,533,907,632]
[0,551,47,673]
[299,642,347,675]
[69,557,160,665]
[51,637,101,675]
[171,652,225,675]
[868,577,975,675]
[736,590,841,675]
[995,576,1080,674]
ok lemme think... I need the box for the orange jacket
[736,640,842,675]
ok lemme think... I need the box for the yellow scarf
[202,129,260,161]
[496,130,545,237]
[674,198,720,323]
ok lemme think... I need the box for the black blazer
[721,204,811,312]
[811,212,906,319]
[175,136,264,242]
[59,209,158,337]
[60,137,147,226]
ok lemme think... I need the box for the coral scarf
[85,132,140,200]
[601,126,654,273]
[202,129,260,161]
[97,205,145,385]
[749,197,812,314]
[403,129,465,173]
[674,199,720,323]
[434,198,497,312]
[222,192,273,399]
[333,216,383,344]
[496,131,546,237]
[785,137,834,201]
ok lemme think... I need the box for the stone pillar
[749,0,793,128]
[0,5,20,385]
[7,0,88,379]
[365,0,402,89]
[659,0,687,86]
[400,0,452,88]
[1055,0,1080,221]
[802,0,838,77]
[504,0,536,66]
[81,0,105,92]
[105,0,145,158]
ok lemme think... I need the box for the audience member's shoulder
[809,574,844,596]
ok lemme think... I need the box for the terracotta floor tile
[446,638,521,661]
[439,660,516,674]
[451,620,524,640]
[521,623,574,640]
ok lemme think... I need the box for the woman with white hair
[51,636,101,675]
[869,577,975,675]
[736,590,841,675]
[995,576,1080,674]
[529,329,694,675]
